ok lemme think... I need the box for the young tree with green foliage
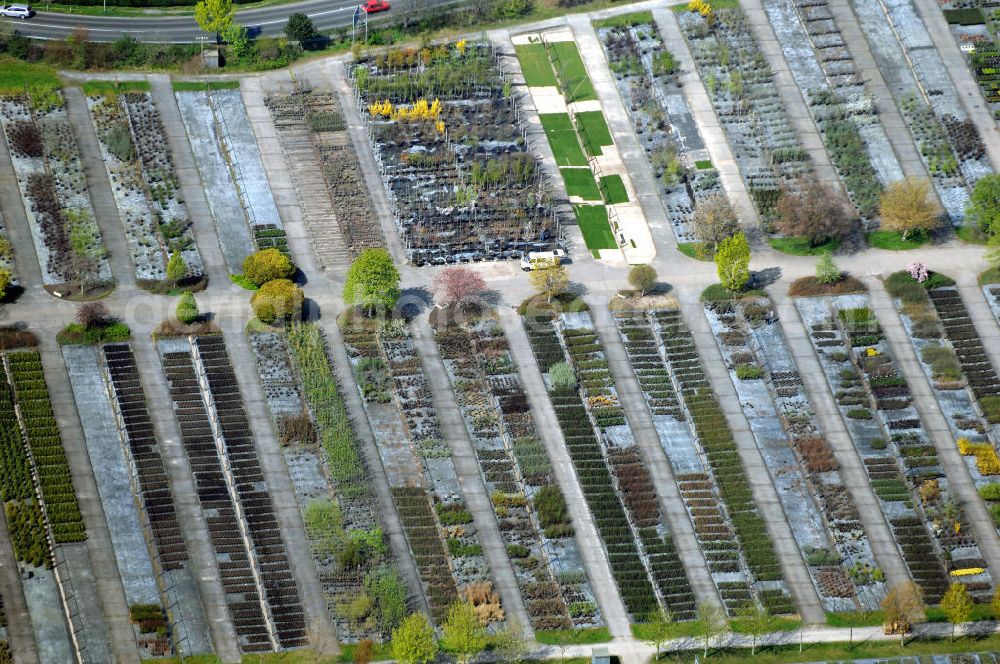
[441,601,487,664]
[492,622,530,664]
[967,173,1000,236]
[251,279,303,324]
[528,257,569,303]
[221,24,256,63]
[194,0,234,36]
[879,177,941,241]
[0,268,11,301]
[693,603,727,658]
[391,612,438,664]
[736,602,777,655]
[243,248,295,287]
[628,264,657,296]
[166,250,186,285]
[816,252,842,285]
[941,582,973,641]
[176,292,199,325]
[344,249,401,316]
[285,12,317,43]
[715,232,750,292]
[642,608,673,659]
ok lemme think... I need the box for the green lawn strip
[980,266,1000,285]
[825,610,885,627]
[561,167,602,200]
[0,57,60,92]
[865,230,929,250]
[768,236,839,256]
[598,174,628,204]
[695,159,714,169]
[547,41,597,102]
[593,10,654,28]
[539,113,588,166]
[515,43,559,87]
[575,110,613,156]
[957,223,989,244]
[337,641,394,663]
[671,0,738,10]
[573,204,617,250]
[535,627,612,645]
[677,241,714,261]
[171,80,241,91]
[81,80,150,95]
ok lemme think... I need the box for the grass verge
[701,283,766,302]
[81,79,150,95]
[0,57,60,92]
[768,236,839,256]
[576,110,613,155]
[515,42,558,86]
[535,627,612,645]
[592,10,654,28]
[677,242,714,261]
[548,41,596,102]
[980,266,1000,285]
[561,167,602,200]
[866,230,928,250]
[539,113,588,167]
[573,204,616,250]
[171,80,241,91]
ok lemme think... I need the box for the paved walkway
[767,284,912,590]
[675,287,826,625]
[741,0,841,191]
[865,277,1000,574]
[217,316,339,655]
[586,301,721,610]
[147,74,234,281]
[824,0,929,182]
[410,316,533,636]
[651,7,760,229]
[128,335,243,663]
[63,86,134,290]
[38,342,130,664]
[909,0,1000,172]
[497,307,632,639]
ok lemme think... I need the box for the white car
[0,4,34,18]
[520,249,568,271]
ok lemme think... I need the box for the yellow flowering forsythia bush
[951,567,986,576]
[957,438,1000,475]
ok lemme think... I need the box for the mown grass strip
[515,42,558,87]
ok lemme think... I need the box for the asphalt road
[0,0,448,42]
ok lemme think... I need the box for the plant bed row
[351,42,558,264]
[703,296,885,611]
[341,315,502,626]
[251,325,405,642]
[676,4,811,220]
[265,88,384,259]
[86,90,204,286]
[0,91,113,291]
[523,309,697,621]
[620,307,795,615]
[849,0,992,220]
[433,312,601,630]
[157,336,305,653]
[936,0,1000,117]
[795,294,991,604]
[596,20,724,243]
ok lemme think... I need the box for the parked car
[361,0,390,13]
[520,249,568,271]
[0,4,34,18]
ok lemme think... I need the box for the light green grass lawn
[561,167,602,200]
[576,110,614,156]
[599,174,628,204]
[593,10,654,28]
[677,241,714,261]
[540,113,588,166]
[515,42,558,87]
[548,41,597,102]
[768,236,839,255]
[0,57,60,91]
[865,230,928,250]
[573,204,617,250]
[535,626,612,645]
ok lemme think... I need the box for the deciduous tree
[642,608,673,659]
[433,266,487,309]
[344,249,401,316]
[881,580,924,645]
[692,603,727,658]
[776,176,856,245]
[628,264,657,296]
[736,602,776,655]
[194,0,234,36]
[879,177,941,240]
[391,612,437,664]
[441,601,487,664]
[77,302,109,329]
[967,173,1000,236]
[941,582,973,641]
[715,232,750,292]
[691,193,739,249]
[528,258,569,303]
[0,268,11,301]
[243,248,295,287]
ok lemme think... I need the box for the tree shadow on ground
[753,266,782,289]
[399,287,431,318]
